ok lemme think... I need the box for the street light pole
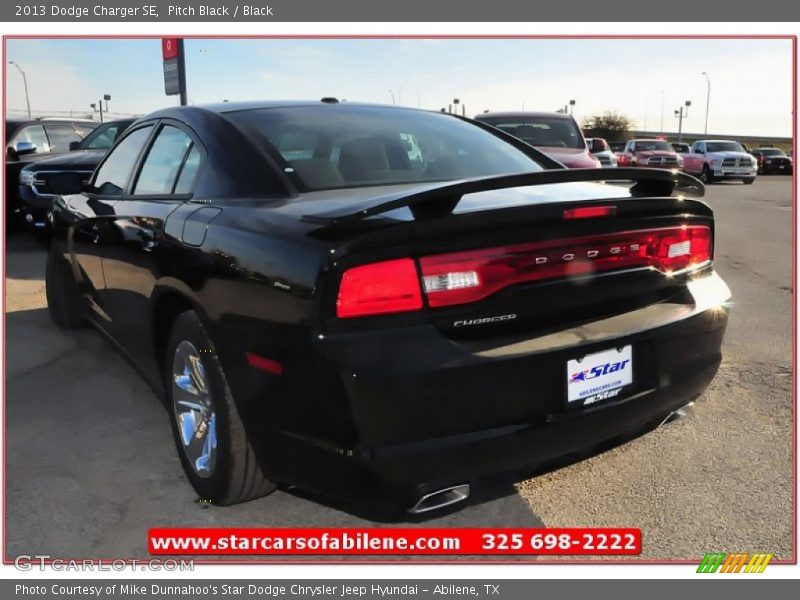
[9,61,31,118]
[702,72,711,136]
[388,90,396,105]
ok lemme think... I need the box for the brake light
[563,205,617,219]
[336,258,423,318]
[419,226,712,308]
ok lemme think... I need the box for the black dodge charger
[45,100,730,515]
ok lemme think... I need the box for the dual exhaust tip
[409,484,470,515]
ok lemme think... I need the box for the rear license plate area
[566,345,634,409]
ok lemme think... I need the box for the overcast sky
[5,38,793,137]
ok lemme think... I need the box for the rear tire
[165,311,277,505]
[45,243,86,329]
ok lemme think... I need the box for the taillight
[336,258,423,318]
[419,226,712,309]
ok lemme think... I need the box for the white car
[587,138,618,168]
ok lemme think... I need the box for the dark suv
[18,118,135,228]
[6,117,97,228]
[751,147,793,175]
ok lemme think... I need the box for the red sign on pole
[162,38,179,61]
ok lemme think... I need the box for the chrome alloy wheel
[171,340,217,478]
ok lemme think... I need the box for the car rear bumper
[264,271,731,514]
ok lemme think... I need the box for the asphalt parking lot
[4,176,793,561]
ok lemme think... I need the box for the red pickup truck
[682,140,757,184]
[617,139,684,170]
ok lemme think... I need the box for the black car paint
[48,102,728,513]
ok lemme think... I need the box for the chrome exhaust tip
[658,401,695,428]
[409,484,470,515]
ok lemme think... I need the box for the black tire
[165,311,276,505]
[700,165,715,184]
[45,243,86,329]
[743,177,755,185]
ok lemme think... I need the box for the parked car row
[6,109,793,237]
[473,111,791,187]
[6,117,98,227]
[17,118,136,228]
[6,117,139,231]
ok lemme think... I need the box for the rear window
[633,141,673,152]
[225,106,543,191]
[478,116,585,149]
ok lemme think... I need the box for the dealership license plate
[567,346,633,405]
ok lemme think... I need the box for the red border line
[1,33,796,567]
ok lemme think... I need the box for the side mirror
[15,141,37,156]
[47,172,85,195]
[69,141,80,151]
[697,149,704,155]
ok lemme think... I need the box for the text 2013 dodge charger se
[45,101,730,515]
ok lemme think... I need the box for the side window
[13,125,50,154]
[697,142,704,153]
[44,124,84,153]
[74,124,96,138]
[83,125,119,150]
[174,145,202,194]
[133,126,196,195]
[93,126,153,197]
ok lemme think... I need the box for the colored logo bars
[697,552,773,573]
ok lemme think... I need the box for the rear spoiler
[301,168,704,229]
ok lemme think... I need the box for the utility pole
[702,72,711,136]
[8,61,31,118]
[675,100,691,143]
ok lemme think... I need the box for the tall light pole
[569,99,576,116]
[8,61,31,118]
[660,91,665,135]
[702,72,711,136]
[675,100,691,143]
[388,89,396,105]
